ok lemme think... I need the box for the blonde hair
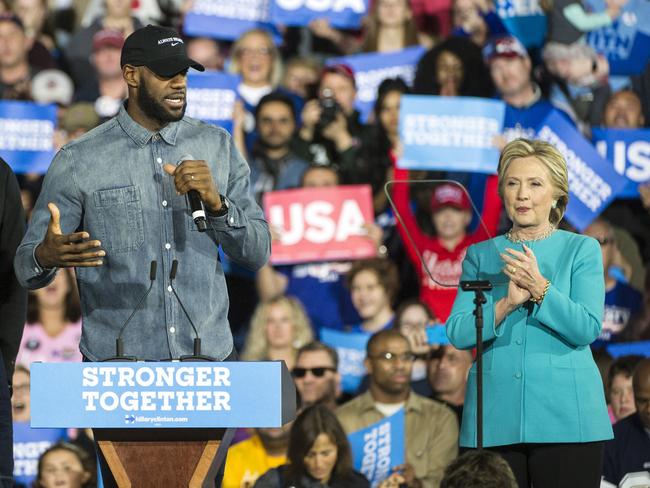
[229,29,284,88]
[497,138,569,226]
[241,296,314,361]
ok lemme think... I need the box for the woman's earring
[552,200,557,209]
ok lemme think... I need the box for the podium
[30,361,297,488]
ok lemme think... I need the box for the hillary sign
[271,0,369,28]
[0,100,56,174]
[398,95,505,173]
[348,409,405,487]
[320,327,369,394]
[30,362,294,428]
[264,185,376,265]
[592,128,650,198]
[186,72,239,133]
[535,111,628,231]
[184,0,275,40]
[327,47,426,122]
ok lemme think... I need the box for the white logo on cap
[158,37,184,46]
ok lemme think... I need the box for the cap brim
[146,55,205,78]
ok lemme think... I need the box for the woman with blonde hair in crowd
[447,139,612,487]
[242,296,314,370]
[361,0,432,52]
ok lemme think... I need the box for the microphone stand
[460,280,492,450]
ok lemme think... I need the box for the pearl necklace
[505,225,556,244]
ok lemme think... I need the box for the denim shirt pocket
[93,185,144,253]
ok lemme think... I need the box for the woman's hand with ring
[501,244,547,297]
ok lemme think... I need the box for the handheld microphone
[169,259,214,361]
[178,154,208,232]
[103,260,157,362]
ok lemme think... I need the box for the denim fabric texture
[15,105,270,361]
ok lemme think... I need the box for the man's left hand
[163,160,222,212]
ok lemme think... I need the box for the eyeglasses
[236,47,272,58]
[291,367,336,378]
[369,352,416,363]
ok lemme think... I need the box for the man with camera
[292,64,369,168]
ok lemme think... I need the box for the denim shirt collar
[116,102,179,147]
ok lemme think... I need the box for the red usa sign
[263,185,376,264]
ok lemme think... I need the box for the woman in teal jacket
[446,139,612,488]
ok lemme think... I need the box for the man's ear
[364,357,373,376]
[123,65,140,88]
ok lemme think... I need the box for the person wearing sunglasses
[336,329,459,487]
[292,342,341,411]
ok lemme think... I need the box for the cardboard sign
[398,95,505,173]
[186,72,240,133]
[264,185,376,265]
[184,0,277,41]
[0,100,56,174]
[271,0,368,28]
[320,327,370,393]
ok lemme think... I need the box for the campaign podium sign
[31,361,296,487]
[264,184,376,265]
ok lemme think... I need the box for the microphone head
[170,259,179,280]
[149,260,157,281]
[178,154,195,164]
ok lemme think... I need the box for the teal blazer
[446,230,613,447]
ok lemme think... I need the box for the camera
[317,88,341,129]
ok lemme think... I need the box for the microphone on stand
[103,260,157,362]
[169,259,214,361]
[178,154,208,232]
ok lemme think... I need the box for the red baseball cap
[431,184,471,211]
[93,30,125,52]
[321,63,356,88]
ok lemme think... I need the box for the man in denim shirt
[14,25,271,364]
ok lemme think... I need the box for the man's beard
[137,77,186,126]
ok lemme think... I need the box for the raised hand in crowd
[35,203,104,269]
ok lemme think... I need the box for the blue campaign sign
[607,341,650,358]
[30,361,295,428]
[586,0,650,75]
[327,47,426,122]
[592,128,650,198]
[0,100,56,174]
[271,0,368,29]
[186,71,240,133]
[496,0,547,48]
[183,0,277,41]
[398,95,505,173]
[534,111,628,231]
[426,324,449,345]
[13,422,67,487]
[320,327,369,393]
[348,409,405,487]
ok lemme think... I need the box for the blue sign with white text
[271,0,368,28]
[592,128,650,198]
[184,0,277,41]
[496,0,547,48]
[30,362,294,428]
[607,341,650,358]
[398,95,505,173]
[187,72,240,133]
[586,0,650,75]
[0,100,56,174]
[327,47,426,122]
[348,409,405,488]
[534,111,628,231]
[13,422,67,487]
[320,327,369,393]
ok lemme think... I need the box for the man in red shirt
[392,168,501,320]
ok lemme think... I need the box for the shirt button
[156,157,162,164]
[515,372,522,379]
[516,339,523,345]
[229,217,234,224]
[162,200,168,207]
[34,267,39,272]
[165,243,171,250]
[167,285,172,292]
[169,326,176,334]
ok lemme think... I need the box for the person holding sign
[446,139,612,487]
[337,330,459,487]
[254,404,370,487]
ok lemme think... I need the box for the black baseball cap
[120,25,204,78]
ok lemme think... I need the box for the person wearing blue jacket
[446,139,612,488]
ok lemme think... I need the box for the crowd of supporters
[4,0,650,485]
